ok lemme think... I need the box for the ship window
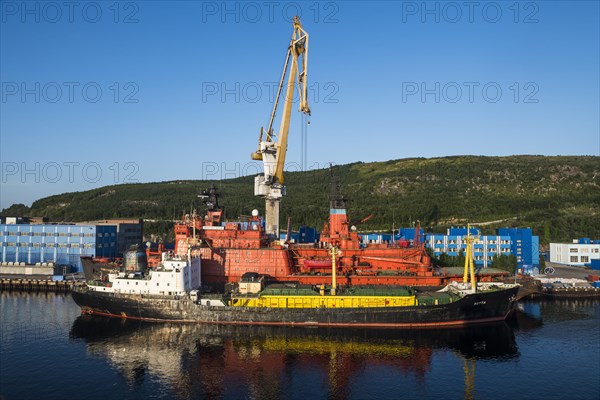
[167,283,170,286]
[157,283,159,286]
[136,282,138,285]
[127,282,129,285]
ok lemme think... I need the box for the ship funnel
[123,244,148,273]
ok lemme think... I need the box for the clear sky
[1,0,599,208]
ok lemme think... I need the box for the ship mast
[251,16,310,239]
[463,224,478,291]
[329,246,339,295]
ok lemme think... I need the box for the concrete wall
[0,265,55,275]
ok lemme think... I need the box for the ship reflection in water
[69,317,523,399]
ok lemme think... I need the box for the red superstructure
[167,181,507,291]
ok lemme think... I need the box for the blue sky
[1,0,599,208]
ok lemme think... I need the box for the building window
[570,256,578,263]
[570,248,578,253]
[581,256,589,263]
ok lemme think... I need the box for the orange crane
[251,16,311,239]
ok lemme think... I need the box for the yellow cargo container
[230,295,416,309]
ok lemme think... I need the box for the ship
[72,244,519,329]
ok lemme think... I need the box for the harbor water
[1,292,599,400]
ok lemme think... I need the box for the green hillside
[3,156,599,244]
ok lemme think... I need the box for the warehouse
[0,222,117,272]
[549,239,600,266]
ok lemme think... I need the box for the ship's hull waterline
[72,285,519,329]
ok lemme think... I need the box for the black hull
[71,286,519,329]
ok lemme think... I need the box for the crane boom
[251,16,310,239]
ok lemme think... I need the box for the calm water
[0,292,598,400]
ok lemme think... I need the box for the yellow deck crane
[251,16,311,239]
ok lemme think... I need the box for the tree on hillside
[491,254,517,273]
[0,203,31,217]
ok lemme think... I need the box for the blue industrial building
[0,223,117,271]
[358,227,539,271]
[497,228,539,272]
[426,229,514,268]
[281,226,320,244]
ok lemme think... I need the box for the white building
[549,242,600,266]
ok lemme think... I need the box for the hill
[2,156,599,244]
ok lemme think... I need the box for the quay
[527,262,600,299]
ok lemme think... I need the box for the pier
[0,276,85,293]
[528,262,600,299]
